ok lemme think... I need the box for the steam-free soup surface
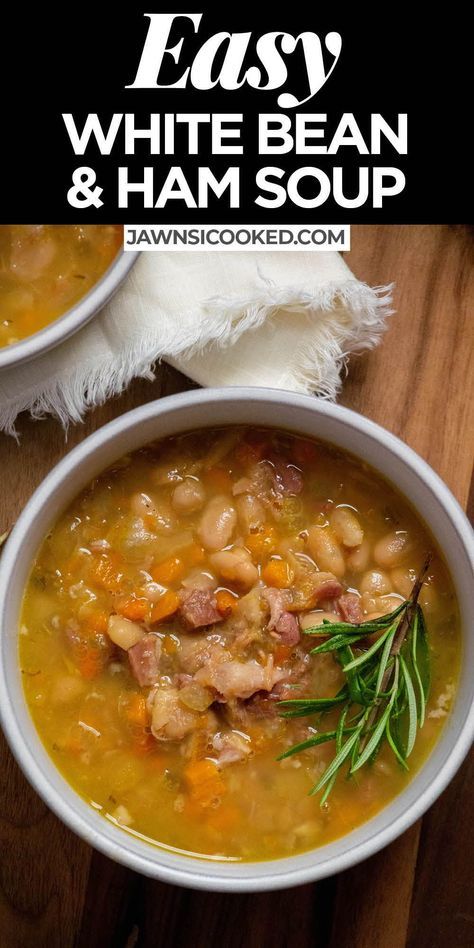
[20,427,460,861]
[0,225,122,347]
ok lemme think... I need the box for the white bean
[131,491,158,518]
[346,538,371,573]
[198,495,237,551]
[376,594,404,615]
[210,547,259,590]
[236,493,265,533]
[181,568,218,591]
[306,526,345,578]
[360,569,392,596]
[374,530,412,568]
[172,477,206,515]
[299,610,339,630]
[390,567,415,598]
[107,614,144,650]
[130,492,175,533]
[330,507,364,548]
[50,675,85,705]
[418,583,438,615]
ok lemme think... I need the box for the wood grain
[0,225,472,948]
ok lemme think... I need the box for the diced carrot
[293,438,318,466]
[144,512,158,532]
[204,467,233,493]
[215,589,239,617]
[274,643,293,665]
[151,556,185,585]
[245,525,277,560]
[206,803,240,832]
[131,730,156,756]
[150,589,180,624]
[89,554,124,592]
[183,758,226,807]
[81,609,109,634]
[77,644,106,680]
[162,634,179,656]
[262,558,294,588]
[117,596,149,621]
[181,543,206,567]
[123,693,149,727]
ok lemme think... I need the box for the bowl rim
[0,387,473,891]
[0,242,139,371]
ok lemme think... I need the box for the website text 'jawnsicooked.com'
[124,225,350,251]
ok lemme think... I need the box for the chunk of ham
[128,634,162,687]
[195,655,285,701]
[179,588,223,629]
[274,611,300,645]
[337,593,363,624]
[262,587,292,628]
[232,455,303,504]
[268,454,304,495]
[262,587,300,645]
[291,570,344,610]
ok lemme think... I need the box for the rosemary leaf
[385,716,409,770]
[351,662,399,773]
[400,654,418,757]
[320,704,350,805]
[277,730,339,760]
[375,625,398,697]
[311,722,366,795]
[342,621,398,672]
[279,691,348,717]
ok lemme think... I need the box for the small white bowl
[0,247,139,371]
[0,388,473,891]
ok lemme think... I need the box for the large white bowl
[0,388,473,891]
[0,245,139,371]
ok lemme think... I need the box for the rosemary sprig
[277,556,432,803]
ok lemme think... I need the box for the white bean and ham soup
[20,428,460,861]
[0,225,122,347]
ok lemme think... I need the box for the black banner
[0,7,469,223]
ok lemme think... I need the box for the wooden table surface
[0,225,473,948]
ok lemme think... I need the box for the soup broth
[0,224,122,347]
[20,427,460,861]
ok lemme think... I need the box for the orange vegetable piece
[131,731,156,756]
[117,597,149,621]
[151,556,185,585]
[77,646,104,680]
[144,512,158,532]
[81,609,108,634]
[150,589,180,624]
[183,758,226,807]
[245,525,277,560]
[181,543,206,567]
[215,589,239,617]
[89,553,123,592]
[204,467,233,493]
[274,643,293,665]
[262,558,294,589]
[123,693,149,727]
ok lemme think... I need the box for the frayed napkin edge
[0,278,394,439]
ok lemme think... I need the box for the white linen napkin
[0,251,393,435]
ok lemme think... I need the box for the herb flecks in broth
[0,224,122,347]
[20,427,460,861]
